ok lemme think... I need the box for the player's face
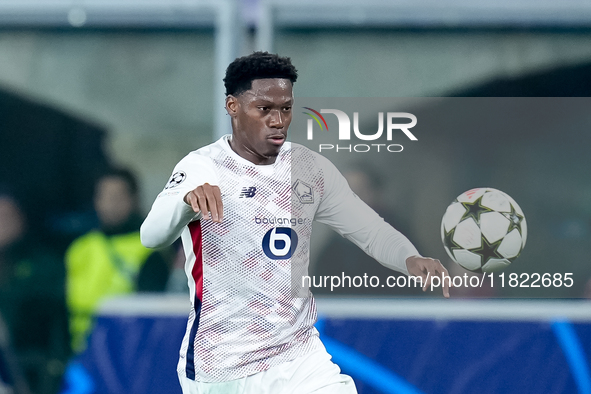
[226,78,293,165]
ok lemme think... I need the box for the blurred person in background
[65,168,171,354]
[0,187,70,394]
[312,165,422,296]
[165,243,190,294]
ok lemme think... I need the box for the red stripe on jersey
[186,220,203,380]
[189,221,203,301]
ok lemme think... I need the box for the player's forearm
[363,220,420,276]
[140,196,200,248]
[344,217,419,276]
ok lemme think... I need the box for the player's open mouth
[268,135,285,145]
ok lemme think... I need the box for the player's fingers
[407,258,429,291]
[423,261,442,292]
[212,185,223,222]
[407,257,441,293]
[442,284,450,298]
[428,260,452,298]
[433,260,451,298]
[195,187,210,220]
[202,183,220,222]
[186,191,201,214]
[422,265,433,292]
[413,259,430,291]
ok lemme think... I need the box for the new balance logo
[239,187,257,198]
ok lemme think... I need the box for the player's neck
[228,138,277,165]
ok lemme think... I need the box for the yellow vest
[66,230,153,352]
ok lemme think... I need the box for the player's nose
[269,109,284,128]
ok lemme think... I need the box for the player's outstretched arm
[312,153,452,298]
[183,183,223,222]
[406,256,451,298]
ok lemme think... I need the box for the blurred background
[1,0,591,393]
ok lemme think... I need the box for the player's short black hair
[224,51,298,96]
[96,167,139,197]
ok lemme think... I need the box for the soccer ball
[441,188,527,273]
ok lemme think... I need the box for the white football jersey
[141,135,419,382]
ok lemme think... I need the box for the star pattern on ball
[469,234,504,264]
[443,226,464,256]
[502,204,524,235]
[460,196,494,224]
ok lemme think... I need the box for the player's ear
[225,95,238,117]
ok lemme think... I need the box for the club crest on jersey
[165,171,186,189]
[292,179,313,204]
[239,187,257,198]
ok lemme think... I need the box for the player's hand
[406,256,451,298]
[184,183,223,223]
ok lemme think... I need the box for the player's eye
[282,106,292,111]
[258,106,269,111]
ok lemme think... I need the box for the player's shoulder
[186,136,226,160]
[288,141,338,172]
[287,142,330,163]
[176,136,228,168]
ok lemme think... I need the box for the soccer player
[141,52,450,394]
